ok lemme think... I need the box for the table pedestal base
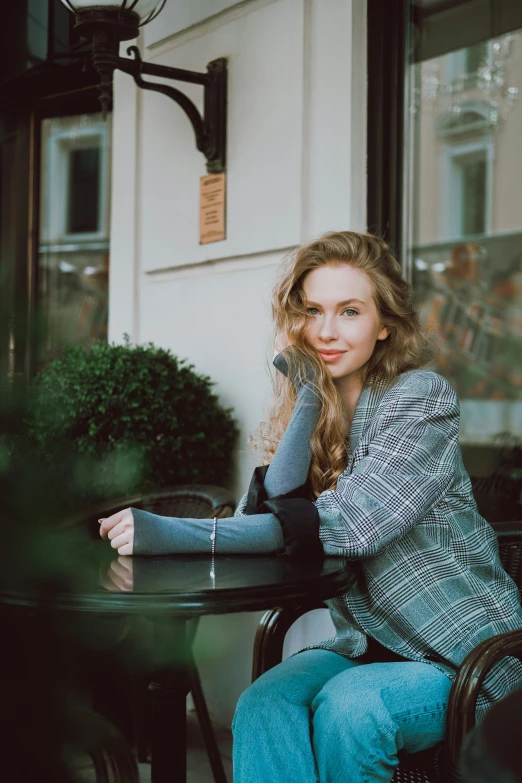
[149,618,192,783]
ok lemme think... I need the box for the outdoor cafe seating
[58,460,522,782]
[62,484,236,783]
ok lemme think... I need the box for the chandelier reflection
[413,32,520,126]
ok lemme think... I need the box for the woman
[99,231,522,783]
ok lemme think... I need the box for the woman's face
[302,263,389,384]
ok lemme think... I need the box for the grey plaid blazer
[235,369,522,720]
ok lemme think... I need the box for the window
[38,113,111,362]
[442,141,491,239]
[40,113,111,245]
[466,41,489,74]
[401,2,522,450]
[461,156,486,235]
[0,0,100,382]
[437,103,494,137]
[447,42,492,88]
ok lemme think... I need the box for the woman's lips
[318,351,345,362]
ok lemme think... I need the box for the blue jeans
[232,649,452,783]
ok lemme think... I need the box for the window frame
[441,137,493,240]
[39,115,112,248]
[366,0,408,262]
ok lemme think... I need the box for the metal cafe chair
[251,485,522,783]
[62,708,140,783]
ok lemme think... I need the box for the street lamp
[59,1,227,173]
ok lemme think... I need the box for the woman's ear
[377,325,390,341]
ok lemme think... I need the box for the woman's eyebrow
[305,298,366,307]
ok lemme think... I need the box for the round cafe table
[1,545,355,783]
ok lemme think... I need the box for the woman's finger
[107,521,125,542]
[110,530,130,551]
[273,332,291,360]
[100,510,125,540]
[275,332,289,351]
[117,542,133,557]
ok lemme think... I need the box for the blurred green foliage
[0,321,105,782]
[0,330,239,778]
[22,335,239,513]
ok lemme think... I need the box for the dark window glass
[0,0,79,83]
[465,42,488,74]
[27,0,49,68]
[67,147,100,233]
[462,158,486,235]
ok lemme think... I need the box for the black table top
[1,542,355,616]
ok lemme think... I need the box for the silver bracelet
[210,516,217,555]
[210,516,217,583]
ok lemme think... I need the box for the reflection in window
[67,147,101,234]
[406,29,522,446]
[447,42,491,90]
[461,156,486,235]
[465,42,489,75]
[437,104,493,137]
[39,113,111,364]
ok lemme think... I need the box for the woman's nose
[318,316,338,341]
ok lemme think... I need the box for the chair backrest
[139,484,235,520]
[470,468,522,590]
[60,485,236,539]
[494,523,522,591]
[470,470,522,527]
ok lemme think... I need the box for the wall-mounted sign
[199,172,226,244]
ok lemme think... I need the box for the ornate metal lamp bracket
[94,44,227,174]
[128,47,226,173]
[60,4,227,173]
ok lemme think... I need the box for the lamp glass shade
[59,0,163,21]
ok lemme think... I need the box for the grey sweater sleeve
[132,507,284,555]
[263,347,321,496]
[263,380,321,497]
[131,347,322,556]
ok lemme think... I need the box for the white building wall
[109,0,367,724]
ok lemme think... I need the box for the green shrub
[25,336,239,510]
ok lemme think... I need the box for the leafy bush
[25,336,239,510]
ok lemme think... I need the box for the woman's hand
[273,332,290,361]
[273,340,317,389]
[99,508,134,555]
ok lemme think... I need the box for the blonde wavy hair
[251,230,435,500]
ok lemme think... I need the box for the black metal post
[367,0,408,259]
[149,616,192,783]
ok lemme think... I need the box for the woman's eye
[306,307,358,316]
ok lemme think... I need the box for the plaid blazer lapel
[349,374,393,455]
